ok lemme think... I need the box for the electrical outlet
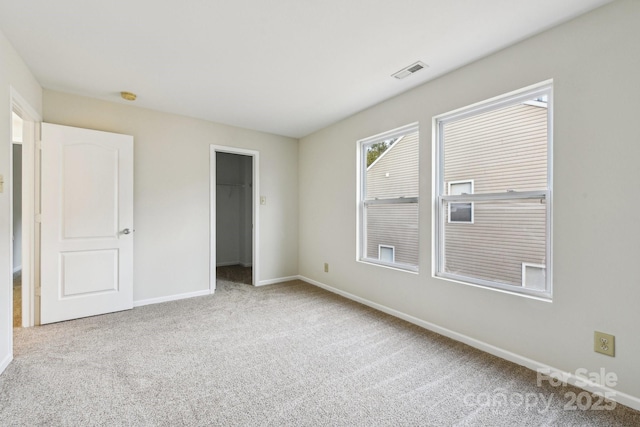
[324,263,329,273]
[594,331,615,357]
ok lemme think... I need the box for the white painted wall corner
[256,276,300,287]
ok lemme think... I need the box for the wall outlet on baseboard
[324,263,329,273]
[594,331,615,357]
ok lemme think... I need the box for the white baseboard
[216,261,240,267]
[133,289,212,307]
[256,275,299,287]
[298,275,640,412]
[216,261,253,268]
[0,353,12,375]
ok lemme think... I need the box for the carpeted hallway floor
[2,279,639,426]
[216,264,252,285]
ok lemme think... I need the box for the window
[378,245,395,263]
[522,263,546,291]
[358,123,419,271]
[448,180,474,223]
[434,81,552,298]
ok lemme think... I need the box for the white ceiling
[0,0,611,138]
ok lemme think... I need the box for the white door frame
[210,145,259,291]
[10,87,40,328]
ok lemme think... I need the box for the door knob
[122,228,132,235]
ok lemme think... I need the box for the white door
[40,123,134,324]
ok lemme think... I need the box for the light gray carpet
[1,279,639,426]
[217,265,252,285]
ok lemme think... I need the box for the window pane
[450,182,472,195]
[365,203,418,267]
[379,246,394,262]
[442,198,546,287]
[360,125,419,271]
[366,130,419,200]
[449,203,472,222]
[443,99,548,194]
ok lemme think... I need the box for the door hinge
[35,213,42,223]
[35,287,41,297]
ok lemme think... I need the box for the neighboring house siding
[365,131,419,265]
[366,204,419,265]
[443,103,547,193]
[444,200,546,286]
[443,103,547,286]
[366,132,419,199]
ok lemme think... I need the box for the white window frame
[378,245,396,263]
[357,122,419,272]
[433,80,553,299]
[448,179,474,224]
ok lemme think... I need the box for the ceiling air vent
[392,61,429,79]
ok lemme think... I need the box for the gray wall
[299,0,640,401]
[44,90,298,299]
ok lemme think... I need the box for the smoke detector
[392,61,429,79]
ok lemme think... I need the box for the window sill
[434,272,552,302]
[359,258,419,274]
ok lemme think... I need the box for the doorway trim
[210,145,259,292]
[10,87,41,328]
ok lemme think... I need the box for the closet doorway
[210,146,259,291]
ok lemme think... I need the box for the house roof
[366,135,403,171]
